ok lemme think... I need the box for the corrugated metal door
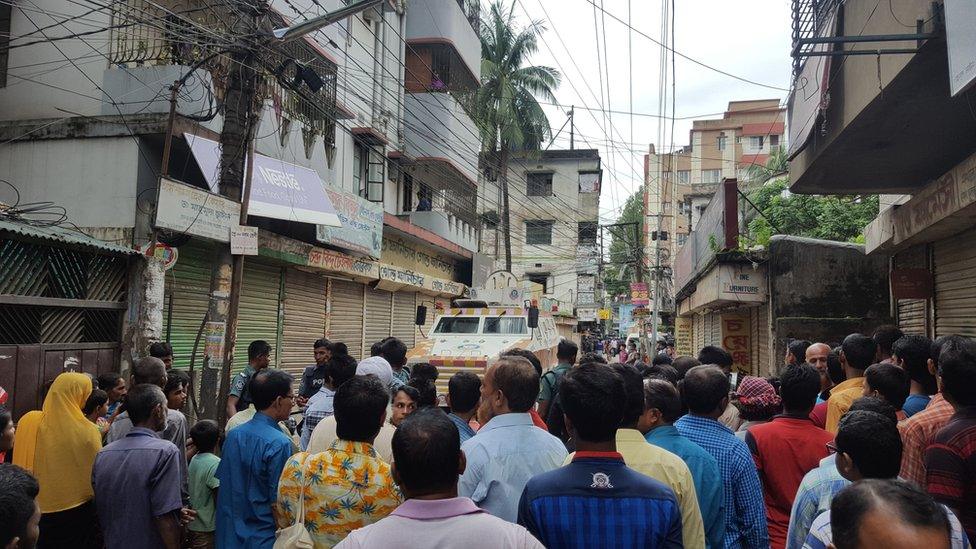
[934,228,976,338]
[233,262,282,374]
[163,242,213,370]
[693,314,704,354]
[328,279,365,359]
[392,291,417,349]
[364,287,393,354]
[894,244,929,335]
[281,269,328,380]
[750,304,770,376]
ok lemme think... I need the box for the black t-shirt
[299,364,329,399]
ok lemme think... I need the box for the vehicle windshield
[433,317,480,334]
[483,317,527,335]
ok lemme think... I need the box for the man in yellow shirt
[826,334,878,433]
[565,363,705,548]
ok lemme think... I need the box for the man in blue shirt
[93,384,184,549]
[459,356,567,522]
[518,363,683,548]
[446,372,480,444]
[645,378,727,549]
[675,365,769,549]
[215,369,295,549]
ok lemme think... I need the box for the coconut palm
[472,1,560,271]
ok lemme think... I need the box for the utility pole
[569,105,575,150]
[190,0,391,424]
[649,213,663,357]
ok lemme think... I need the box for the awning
[186,134,341,227]
[0,217,137,255]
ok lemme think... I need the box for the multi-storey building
[644,99,785,318]
[789,0,976,338]
[0,0,481,411]
[478,149,602,319]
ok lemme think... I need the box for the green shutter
[233,261,283,375]
[163,241,214,371]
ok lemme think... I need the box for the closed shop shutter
[233,262,282,375]
[693,314,704,354]
[163,241,213,371]
[894,244,929,335]
[364,287,393,354]
[281,269,328,380]
[329,279,365,359]
[392,292,417,349]
[934,228,976,338]
[418,297,450,342]
[749,304,770,376]
[706,313,721,347]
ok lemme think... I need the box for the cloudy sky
[512,0,793,222]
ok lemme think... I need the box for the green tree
[603,187,644,298]
[746,145,788,182]
[745,178,879,246]
[472,1,560,271]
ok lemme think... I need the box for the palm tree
[472,1,560,272]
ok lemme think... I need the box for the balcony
[403,210,478,252]
[788,0,975,195]
[406,0,481,85]
[403,92,480,185]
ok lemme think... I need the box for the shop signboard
[155,177,239,242]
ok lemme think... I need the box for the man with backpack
[538,340,578,443]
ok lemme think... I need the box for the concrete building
[672,179,890,375]
[478,149,602,319]
[644,100,785,319]
[0,0,481,411]
[788,0,976,338]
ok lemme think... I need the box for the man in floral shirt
[276,375,401,547]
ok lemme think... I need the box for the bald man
[806,343,833,396]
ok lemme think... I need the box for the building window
[677,233,688,246]
[527,273,549,294]
[579,170,601,193]
[355,144,385,203]
[679,201,691,215]
[749,136,765,150]
[770,134,780,148]
[527,172,553,196]
[717,135,727,151]
[578,221,597,245]
[676,170,690,185]
[526,220,554,245]
[702,169,721,184]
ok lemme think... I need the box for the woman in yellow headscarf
[13,372,103,548]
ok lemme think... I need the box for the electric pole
[569,106,575,150]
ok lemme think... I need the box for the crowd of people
[0,325,974,549]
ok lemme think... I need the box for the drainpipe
[398,7,406,147]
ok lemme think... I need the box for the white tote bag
[273,455,314,549]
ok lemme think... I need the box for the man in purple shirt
[92,384,184,549]
[337,408,541,548]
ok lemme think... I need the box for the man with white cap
[306,355,397,461]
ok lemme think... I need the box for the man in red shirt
[746,363,834,549]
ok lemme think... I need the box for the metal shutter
[934,228,976,338]
[706,313,721,347]
[163,241,213,371]
[281,269,328,380]
[392,291,417,349]
[693,314,704,355]
[750,304,770,376]
[328,279,365,359]
[364,287,393,356]
[894,244,929,335]
[233,262,282,374]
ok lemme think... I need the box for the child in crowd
[82,388,110,437]
[187,419,221,549]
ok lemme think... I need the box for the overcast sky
[512,0,793,222]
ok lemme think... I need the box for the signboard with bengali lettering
[316,187,384,258]
[675,316,693,356]
[155,177,240,242]
[721,314,752,375]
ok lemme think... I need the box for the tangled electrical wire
[0,179,71,227]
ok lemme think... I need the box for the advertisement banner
[155,177,240,242]
[598,309,611,320]
[577,307,597,322]
[630,282,650,307]
[675,316,693,356]
[721,314,751,374]
[187,135,341,228]
[316,187,384,258]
